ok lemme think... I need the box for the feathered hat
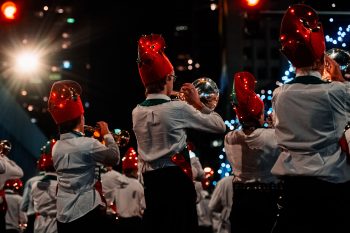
[48,80,84,124]
[122,147,138,171]
[231,72,264,125]
[137,34,174,86]
[4,178,23,192]
[280,4,325,68]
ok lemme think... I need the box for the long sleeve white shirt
[112,176,145,218]
[31,173,58,233]
[224,128,280,183]
[5,190,27,231]
[52,132,119,223]
[0,156,23,189]
[271,72,350,183]
[132,94,226,164]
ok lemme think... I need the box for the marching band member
[47,80,120,233]
[31,139,58,233]
[208,175,233,233]
[271,4,350,233]
[133,33,226,233]
[0,140,24,233]
[112,147,145,233]
[20,158,45,233]
[225,72,281,233]
[4,178,26,233]
[100,165,128,230]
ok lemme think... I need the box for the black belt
[233,182,283,191]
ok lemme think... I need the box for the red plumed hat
[137,34,174,86]
[37,139,56,172]
[232,72,264,124]
[4,178,23,192]
[48,80,84,124]
[122,147,138,171]
[280,4,325,68]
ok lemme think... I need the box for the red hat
[37,139,56,172]
[122,147,138,171]
[137,34,174,86]
[48,80,84,124]
[280,4,325,68]
[4,178,23,192]
[232,72,264,124]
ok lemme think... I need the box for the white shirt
[53,132,119,223]
[31,172,58,233]
[5,189,27,231]
[112,176,145,218]
[194,181,212,227]
[224,128,280,183]
[101,169,128,214]
[272,72,350,183]
[20,173,45,216]
[132,94,226,165]
[0,156,23,189]
[209,176,233,233]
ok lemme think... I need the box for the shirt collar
[60,132,83,140]
[146,93,171,101]
[295,70,322,79]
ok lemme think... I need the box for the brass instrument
[84,125,130,147]
[0,140,12,156]
[171,77,220,111]
[325,48,350,81]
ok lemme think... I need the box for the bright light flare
[15,52,40,74]
[245,0,260,7]
[1,1,17,20]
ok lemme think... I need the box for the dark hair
[58,116,81,134]
[145,77,168,95]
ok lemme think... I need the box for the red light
[1,1,17,20]
[241,0,262,9]
[245,0,260,7]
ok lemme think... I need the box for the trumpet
[171,77,220,111]
[84,125,130,147]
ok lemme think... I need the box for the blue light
[342,43,347,47]
[339,27,343,31]
[219,154,224,159]
[333,40,338,45]
[62,60,72,69]
[267,90,272,95]
[284,71,290,76]
[329,18,334,22]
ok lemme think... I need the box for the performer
[100,165,128,230]
[4,178,27,233]
[0,140,24,233]
[208,175,233,233]
[271,4,350,233]
[225,72,281,233]
[31,139,58,233]
[133,33,226,233]
[47,80,120,233]
[112,147,145,233]
[20,153,45,233]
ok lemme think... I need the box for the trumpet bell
[326,48,350,80]
[192,77,220,111]
[112,129,130,148]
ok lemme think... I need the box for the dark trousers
[23,214,35,233]
[271,177,350,233]
[6,229,20,233]
[0,212,5,233]
[142,166,199,233]
[57,206,107,233]
[230,182,281,233]
[118,216,142,233]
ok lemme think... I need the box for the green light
[67,18,75,24]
